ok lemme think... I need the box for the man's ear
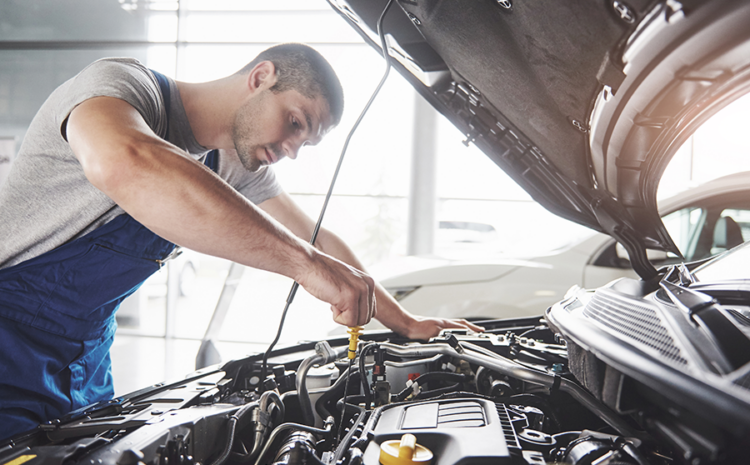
[247,61,277,93]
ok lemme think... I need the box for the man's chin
[236,151,263,172]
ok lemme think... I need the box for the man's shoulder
[59,56,165,137]
[77,57,152,83]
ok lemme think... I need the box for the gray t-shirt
[0,57,282,269]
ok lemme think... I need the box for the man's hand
[257,191,484,335]
[296,251,376,327]
[404,317,485,340]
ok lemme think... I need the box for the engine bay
[0,276,748,465]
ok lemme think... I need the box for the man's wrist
[375,287,420,338]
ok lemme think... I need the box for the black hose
[261,390,285,423]
[358,343,376,408]
[297,353,325,426]
[394,372,468,402]
[414,383,462,400]
[253,421,334,465]
[211,415,237,465]
[332,404,366,465]
[337,357,355,443]
[315,367,362,421]
[231,391,285,463]
[508,393,562,432]
[210,401,258,465]
[347,447,364,465]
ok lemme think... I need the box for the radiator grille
[584,290,688,366]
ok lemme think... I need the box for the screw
[612,1,636,23]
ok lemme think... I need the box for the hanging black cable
[260,0,396,390]
[358,343,376,408]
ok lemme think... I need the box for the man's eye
[292,118,301,129]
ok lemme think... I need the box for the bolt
[570,118,589,133]
[496,0,512,10]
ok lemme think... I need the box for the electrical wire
[337,357,355,443]
[260,0,396,389]
[358,343,377,408]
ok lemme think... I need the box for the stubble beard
[232,93,265,172]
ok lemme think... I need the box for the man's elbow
[78,143,147,197]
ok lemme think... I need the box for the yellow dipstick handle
[347,326,364,360]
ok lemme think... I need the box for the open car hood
[327,0,750,279]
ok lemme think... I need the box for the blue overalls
[0,70,217,441]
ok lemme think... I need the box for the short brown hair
[237,43,344,126]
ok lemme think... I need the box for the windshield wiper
[659,267,750,372]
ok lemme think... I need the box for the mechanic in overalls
[0,43,482,440]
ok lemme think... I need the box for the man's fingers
[296,251,377,328]
[444,318,485,332]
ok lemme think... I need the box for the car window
[593,206,750,269]
[662,207,705,261]
[708,209,750,255]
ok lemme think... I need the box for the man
[0,43,481,440]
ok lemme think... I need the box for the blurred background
[1,0,749,393]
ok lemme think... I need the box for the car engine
[3,298,748,465]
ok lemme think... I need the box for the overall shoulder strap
[148,68,218,174]
[149,68,171,138]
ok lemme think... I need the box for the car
[3,0,750,464]
[378,172,750,322]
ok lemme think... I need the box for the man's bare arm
[65,96,374,326]
[258,191,484,339]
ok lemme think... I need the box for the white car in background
[381,172,750,321]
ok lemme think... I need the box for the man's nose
[285,139,305,160]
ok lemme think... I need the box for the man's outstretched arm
[65,96,374,327]
[258,191,485,339]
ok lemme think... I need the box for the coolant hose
[231,390,286,463]
[296,342,348,426]
[297,353,325,426]
[260,390,285,421]
[210,400,258,465]
[253,419,334,465]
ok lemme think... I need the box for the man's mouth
[265,147,277,164]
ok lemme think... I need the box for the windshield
[693,241,750,282]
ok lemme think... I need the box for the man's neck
[175,76,244,151]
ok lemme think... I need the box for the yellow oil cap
[379,434,433,465]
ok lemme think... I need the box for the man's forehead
[298,93,334,140]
